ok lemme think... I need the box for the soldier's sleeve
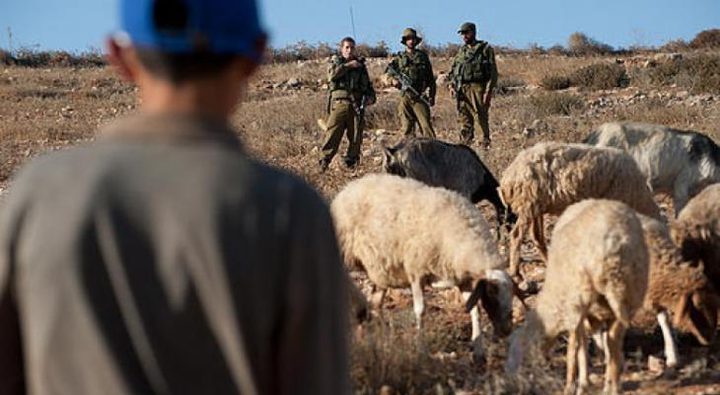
[276,185,350,395]
[362,66,376,103]
[0,189,27,395]
[486,46,498,93]
[328,55,349,82]
[425,53,437,99]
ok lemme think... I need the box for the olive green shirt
[0,114,350,395]
[448,40,498,93]
[328,55,376,103]
[388,49,436,101]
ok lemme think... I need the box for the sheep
[382,137,517,227]
[584,121,720,214]
[331,173,514,350]
[671,183,720,301]
[634,214,718,368]
[506,199,649,395]
[499,142,661,277]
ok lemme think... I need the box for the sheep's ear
[674,292,718,346]
[382,146,394,162]
[465,279,486,313]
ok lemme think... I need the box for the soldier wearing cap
[447,22,498,148]
[0,0,350,394]
[319,36,376,171]
[386,28,437,138]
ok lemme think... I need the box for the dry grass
[2,49,720,393]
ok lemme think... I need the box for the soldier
[319,36,376,171]
[447,22,498,149]
[386,28,437,138]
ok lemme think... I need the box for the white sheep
[584,121,720,214]
[506,199,649,395]
[331,173,514,347]
[499,142,660,277]
[633,214,718,368]
[671,183,720,309]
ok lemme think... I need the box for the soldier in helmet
[447,22,498,149]
[319,36,376,171]
[386,28,437,138]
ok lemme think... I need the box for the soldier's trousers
[457,83,490,143]
[321,99,363,163]
[398,94,436,138]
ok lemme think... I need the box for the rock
[286,78,301,88]
[379,385,395,395]
[648,355,665,373]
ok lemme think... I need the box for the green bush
[570,63,628,90]
[639,54,720,94]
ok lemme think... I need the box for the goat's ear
[511,279,531,309]
[465,279,487,313]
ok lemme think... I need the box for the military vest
[329,56,368,95]
[452,41,492,84]
[395,50,431,91]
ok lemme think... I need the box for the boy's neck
[136,75,241,120]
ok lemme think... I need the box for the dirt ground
[1,50,720,394]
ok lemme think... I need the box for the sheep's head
[381,146,406,177]
[465,269,513,337]
[674,283,719,346]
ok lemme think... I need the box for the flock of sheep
[333,121,720,394]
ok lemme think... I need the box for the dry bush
[567,32,614,56]
[690,29,720,49]
[356,41,390,59]
[539,74,571,91]
[10,49,105,68]
[659,39,690,53]
[635,54,720,94]
[528,92,585,117]
[570,62,628,90]
[495,77,527,95]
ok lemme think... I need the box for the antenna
[349,5,357,40]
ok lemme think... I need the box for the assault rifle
[385,64,432,107]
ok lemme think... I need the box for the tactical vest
[453,41,492,84]
[329,57,367,95]
[396,50,431,91]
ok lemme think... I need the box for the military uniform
[320,55,376,169]
[387,28,437,138]
[448,24,498,146]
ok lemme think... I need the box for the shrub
[356,41,390,58]
[539,75,571,91]
[690,29,720,49]
[567,32,614,56]
[570,63,628,90]
[529,92,585,117]
[637,54,720,94]
[495,77,527,95]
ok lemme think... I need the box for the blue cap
[120,0,266,59]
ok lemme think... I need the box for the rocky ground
[1,50,720,394]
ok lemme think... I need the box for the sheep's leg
[410,280,425,330]
[603,321,626,395]
[565,323,580,395]
[462,291,485,363]
[509,217,529,278]
[530,215,548,262]
[671,180,690,217]
[657,311,679,368]
[577,325,590,395]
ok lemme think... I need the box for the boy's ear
[105,36,137,82]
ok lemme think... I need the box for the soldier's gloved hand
[346,60,362,69]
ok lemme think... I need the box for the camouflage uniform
[448,33,498,146]
[387,29,437,138]
[321,55,376,168]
